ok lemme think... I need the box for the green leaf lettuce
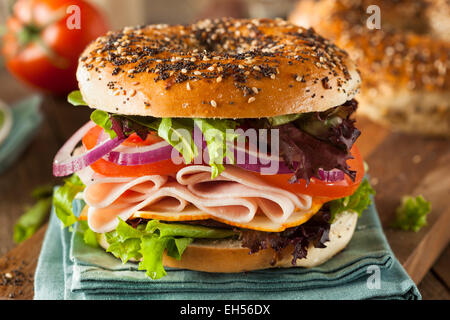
[391,195,431,232]
[157,118,198,164]
[14,184,55,244]
[77,220,99,248]
[67,90,87,106]
[329,179,375,222]
[53,174,85,228]
[104,219,236,279]
[194,118,239,179]
[90,110,117,139]
[14,197,52,243]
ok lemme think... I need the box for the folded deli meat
[79,165,318,233]
[52,18,375,278]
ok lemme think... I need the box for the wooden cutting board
[0,115,449,300]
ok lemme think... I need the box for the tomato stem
[16,22,68,69]
[17,23,40,46]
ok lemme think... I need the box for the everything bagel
[54,17,373,278]
[290,0,450,136]
[76,18,361,118]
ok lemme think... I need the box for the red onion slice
[317,168,345,182]
[104,141,174,166]
[53,121,126,177]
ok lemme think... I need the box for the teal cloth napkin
[35,199,421,300]
[0,96,43,174]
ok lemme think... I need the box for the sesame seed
[181,68,187,73]
[129,89,136,97]
[210,100,217,107]
[216,76,223,83]
[248,97,256,103]
[252,87,259,94]
[194,71,201,75]
[270,74,276,80]
[186,82,191,90]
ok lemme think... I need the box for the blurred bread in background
[88,0,298,28]
[290,0,450,136]
[196,0,248,20]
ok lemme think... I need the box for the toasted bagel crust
[290,0,450,136]
[77,18,360,118]
[98,211,358,273]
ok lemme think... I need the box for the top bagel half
[76,18,361,119]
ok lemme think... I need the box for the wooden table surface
[0,69,448,300]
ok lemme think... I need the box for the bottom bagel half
[96,211,358,273]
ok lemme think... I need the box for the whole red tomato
[2,0,108,94]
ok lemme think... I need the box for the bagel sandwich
[53,18,375,279]
[290,0,450,136]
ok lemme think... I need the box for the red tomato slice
[255,145,364,199]
[82,126,185,177]
[121,132,163,147]
[82,125,103,149]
